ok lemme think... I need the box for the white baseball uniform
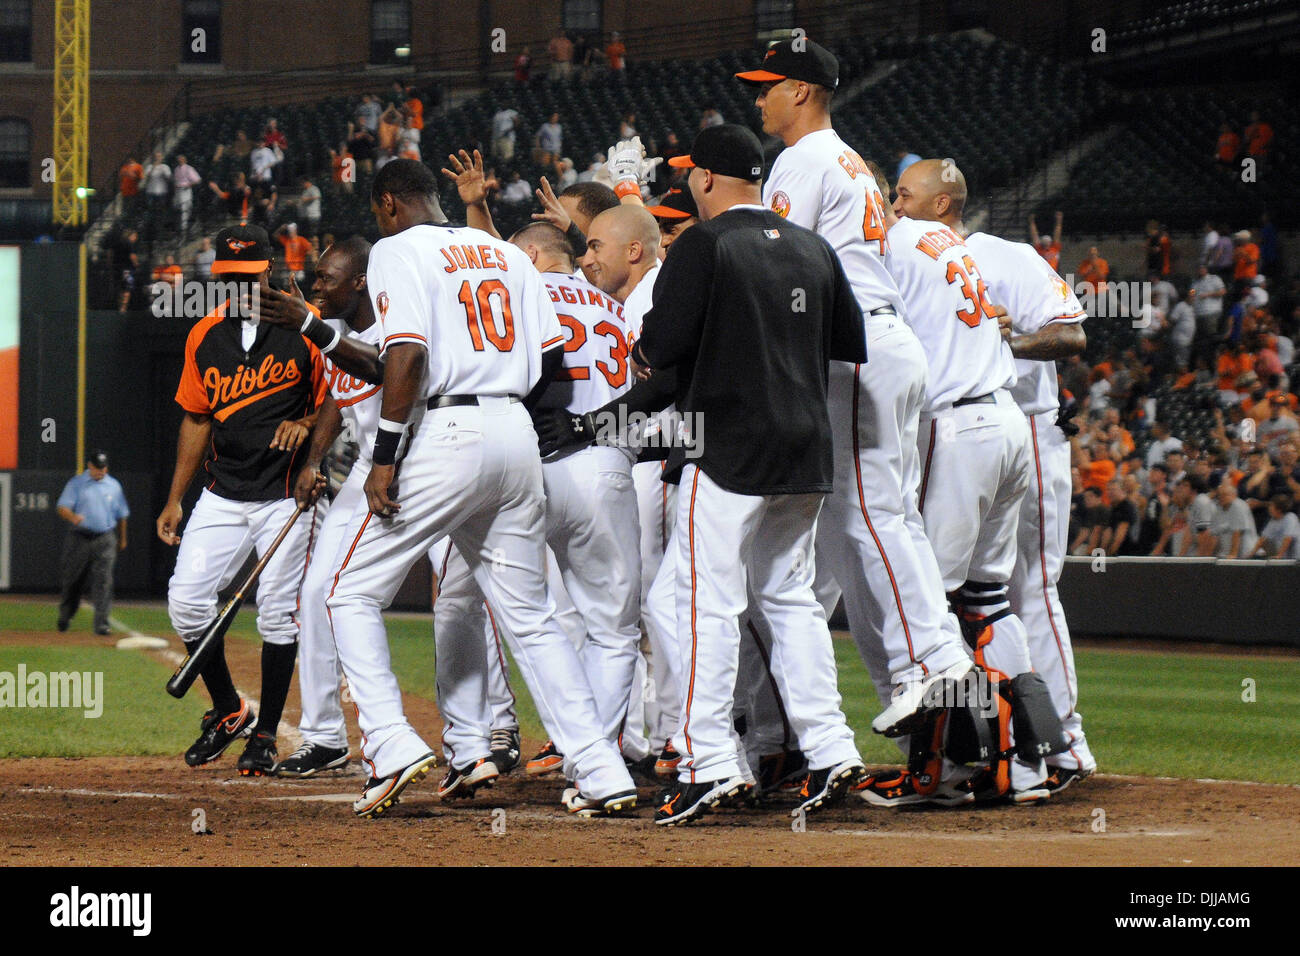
[324,224,633,800]
[295,319,383,750]
[432,269,642,769]
[764,129,970,712]
[887,216,1041,789]
[964,232,1096,773]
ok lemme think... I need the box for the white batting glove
[606,137,644,186]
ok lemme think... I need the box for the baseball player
[646,185,699,259]
[965,222,1097,793]
[738,40,977,757]
[428,221,643,802]
[320,160,635,818]
[633,125,869,825]
[864,158,1065,804]
[251,237,382,777]
[156,223,327,776]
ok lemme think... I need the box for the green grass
[0,646,209,757]
[3,600,1298,784]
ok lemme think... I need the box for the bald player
[868,158,1066,805]
[738,40,976,757]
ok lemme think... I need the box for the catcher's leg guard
[1008,672,1068,761]
[905,709,947,797]
[949,584,1017,797]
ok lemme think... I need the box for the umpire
[56,449,129,635]
[630,124,870,825]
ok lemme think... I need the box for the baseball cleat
[237,731,278,776]
[872,660,978,738]
[852,770,967,806]
[654,742,681,779]
[525,740,564,776]
[353,752,438,819]
[793,759,867,815]
[562,787,638,817]
[184,700,256,767]
[624,754,660,785]
[489,728,522,775]
[437,757,499,799]
[1041,766,1094,795]
[925,767,1048,807]
[274,741,350,778]
[757,748,808,794]
[653,776,748,827]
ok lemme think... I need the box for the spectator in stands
[1199,222,1220,268]
[274,223,314,284]
[355,94,381,134]
[377,103,403,159]
[894,146,921,181]
[1208,479,1257,558]
[1028,211,1063,271]
[397,113,422,161]
[606,32,626,73]
[119,156,144,215]
[1259,394,1299,454]
[572,34,591,80]
[1150,270,1178,320]
[1154,476,1214,556]
[404,87,424,132]
[1244,111,1273,161]
[346,123,376,176]
[619,112,638,140]
[492,106,521,163]
[1145,421,1183,470]
[1070,486,1109,556]
[212,129,252,165]
[1217,345,1254,404]
[1214,122,1240,172]
[172,154,200,235]
[109,228,138,313]
[1170,290,1197,370]
[1232,230,1260,294]
[151,254,183,291]
[295,176,321,238]
[1191,264,1227,353]
[514,46,533,84]
[536,112,563,166]
[1102,477,1138,555]
[578,152,604,183]
[193,237,215,280]
[1137,463,1170,553]
[1165,449,1187,487]
[142,150,172,218]
[249,138,280,186]
[209,171,251,221]
[1252,494,1299,558]
[1077,245,1109,296]
[1240,449,1276,530]
[699,107,724,129]
[263,118,287,154]
[249,182,277,229]
[1144,220,1172,278]
[554,157,577,191]
[499,170,532,206]
[548,32,574,81]
[661,131,686,166]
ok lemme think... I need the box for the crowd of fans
[1055,206,1298,561]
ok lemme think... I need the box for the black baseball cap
[736,38,839,90]
[667,125,765,181]
[646,185,698,220]
[212,223,272,275]
[87,450,108,468]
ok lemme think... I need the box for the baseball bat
[166,501,309,699]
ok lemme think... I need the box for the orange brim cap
[211,259,270,275]
[647,205,690,219]
[735,69,787,83]
[667,154,696,168]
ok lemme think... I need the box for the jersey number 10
[458,279,515,351]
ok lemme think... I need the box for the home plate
[262,793,359,803]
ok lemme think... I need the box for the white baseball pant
[1009,411,1096,772]
[816,323,972,690]
[917,389,1043,789]
[168,489,321,647]
[325,398,632,798]
[634,459,678,747]
[671,464,860,783]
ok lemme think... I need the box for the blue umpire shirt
[57,471,130,535]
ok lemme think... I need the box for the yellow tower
[52,0,90,226]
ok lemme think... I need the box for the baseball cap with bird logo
[211,223,273,275]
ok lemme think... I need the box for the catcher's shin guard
[948,584,1017,797]
[1008,672,1069,761]
[905,709,947,797]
